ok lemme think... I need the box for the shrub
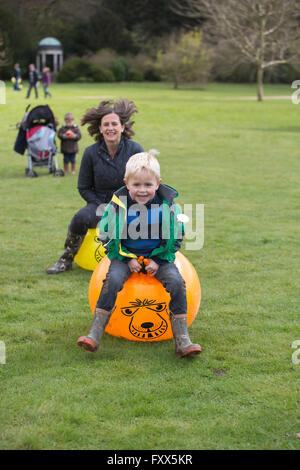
[111,57,130,81]
[88,48,117,70]
[57,58,87,82]
[144,66,162,82]
[57,58,115,83]
[127,69,143,82]
[89,64,115,82]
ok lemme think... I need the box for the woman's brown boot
[46,231,84,274]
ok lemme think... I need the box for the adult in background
[46,98,144,274]
[26,63,40,99]
[12,63,21,91]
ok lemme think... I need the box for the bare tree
[171,0,300,100]
[156,30,211,88]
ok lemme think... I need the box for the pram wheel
[25,168,38,178]
[53,169,65,177]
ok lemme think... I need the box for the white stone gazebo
[36,37,63,75]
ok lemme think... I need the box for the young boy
[58,113,81,174]
[77,151,202,358]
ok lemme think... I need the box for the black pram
[14,105,64,177]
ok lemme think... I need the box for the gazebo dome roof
[38,37,62,49]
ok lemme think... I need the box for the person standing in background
[26,63,39,99]
[42,67,52,98]
[58,113,81,174]
[12,63,21,91]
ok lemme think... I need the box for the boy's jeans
[43,85,52,97]
[26,83,38,98]
[96,258,187,315]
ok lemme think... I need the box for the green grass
[0,81,299,450]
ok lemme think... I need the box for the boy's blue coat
[99,184,185,262]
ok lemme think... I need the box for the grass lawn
[0,80,299,450]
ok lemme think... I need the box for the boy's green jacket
[99,184,185,262]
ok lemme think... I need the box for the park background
[0,0,299,451]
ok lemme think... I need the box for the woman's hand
[128,258,142,273]
[145,259,159,277]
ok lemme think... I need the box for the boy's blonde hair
[125,150,160,181]
[64,112,74,121]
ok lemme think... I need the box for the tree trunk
[257,65,264,101]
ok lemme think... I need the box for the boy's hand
[65,130,74,138]
[128,258,142,273]
[145,259,159,277]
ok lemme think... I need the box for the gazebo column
[53,53,58,74]
[41,51,46,69]
[36,53,40,72]
[59,52,63,70]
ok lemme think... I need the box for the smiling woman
[46,98,144,275]
[81,98,138,144]
[99,113,125,153]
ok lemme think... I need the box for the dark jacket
[77,138,143,205]
[13,66,21,79]
[58,124,82,154]
[99,184,185,263]
[28,69,39,84]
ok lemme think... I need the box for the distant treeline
[1,0,299,84]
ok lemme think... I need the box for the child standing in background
[58,113,82,174]
[42,67,52,98]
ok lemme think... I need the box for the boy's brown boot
[170,314,202,358]
[77,309,112,352]
[46,231,84,274]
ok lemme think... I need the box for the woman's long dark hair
[81,98,138,142]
